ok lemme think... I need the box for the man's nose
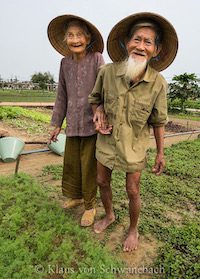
[136,41,145,50]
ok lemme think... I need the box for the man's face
[126,27,160,63]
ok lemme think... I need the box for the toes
[93,222,102,233]
[123,235,138,252]
[123,245,132,252]
[123,246,137,252]
[93,217,115,234]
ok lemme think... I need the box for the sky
[0,0,199,83]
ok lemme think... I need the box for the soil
[0,116,200,279]
[1,116,199,176]
[165,120,195,132]
[0,120,63,176]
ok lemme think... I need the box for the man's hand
[152,153,166,176]
[152,126,165,175]
[93,105,113,135]
[93,104,108,129]
[97,124,113,135]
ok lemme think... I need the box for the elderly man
[88,12,178,252]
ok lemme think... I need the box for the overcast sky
[0,0,199,82]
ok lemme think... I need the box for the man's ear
[124,37,129,49]
[153,44,162,57]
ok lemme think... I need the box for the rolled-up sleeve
[51,59,67,127]
[148,81,168,127]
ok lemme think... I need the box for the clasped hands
[93,105,112,135]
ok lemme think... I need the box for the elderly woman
[48,14,104,227]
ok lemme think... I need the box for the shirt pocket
[129,101,151,137]
[104,91,118,122]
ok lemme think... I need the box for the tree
[31,72,55,90]
[168,73,200,112]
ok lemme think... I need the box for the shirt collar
[142,64,157,82]
[116,61,157,83]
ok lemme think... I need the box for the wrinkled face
[126,27,160,63]
[65,26,90,55]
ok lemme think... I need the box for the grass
[138,140,200,278]
[0,173,122,279]
[1,106,199,278]
[0,89,56,102]
[155,223,199,278]
[0,106,51,123]
[168,112,200,121]
[0,106,65,133]
[41,139,200,278]
[42,164,63,180]
[168,98,200,110]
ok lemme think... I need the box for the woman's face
[65,25,90,56]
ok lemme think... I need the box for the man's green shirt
[88,61,168,172]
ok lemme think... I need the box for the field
[0,104,200,279]
[0,89,56,102]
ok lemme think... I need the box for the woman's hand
[48,127,61,143]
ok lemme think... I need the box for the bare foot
[123,231,139,252]
[94,215,115,233]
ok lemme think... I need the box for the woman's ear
[86,34,91,46]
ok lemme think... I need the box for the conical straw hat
[107,12,178,71]
[48,14,104,56]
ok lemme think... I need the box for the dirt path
[0,149,63,176]
[0,120,64,176]
[1,117,200,176]
[168,116,200,130]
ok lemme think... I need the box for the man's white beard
[125,55,147,82]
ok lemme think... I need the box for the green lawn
[168,112,200,121]
[1,140,199,278]
[0,105,199,278]
[0,106,66,133]
[0,89,56,102]
[0,174,122,279]
[169,98,200,110]
[42,139,200,279]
